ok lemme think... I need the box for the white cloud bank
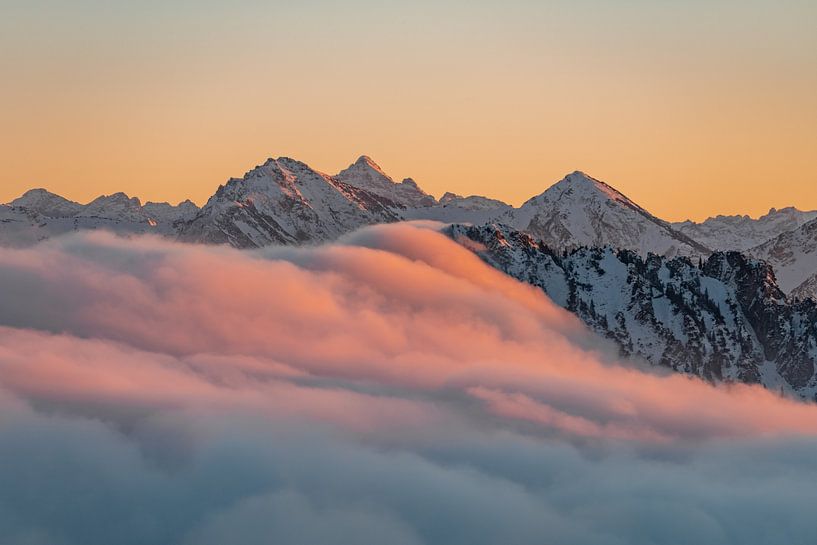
[1,223,816,545]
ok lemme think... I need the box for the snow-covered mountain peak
[272,156,316,172]
[84,192,143,212]
[353,155,389,175]
[527,170,640,210]
[79,192,146,222]
[563,170,598,185]
[251,157,314,180]
[760,206,812,222]
[10,188,83,217]
[764,206,802,217]
[335,155,393,185]
[179,156,403,248]
[11,187,66,204]
[336,155,435,208]
[497,171,708,257]
[215,157,331,205]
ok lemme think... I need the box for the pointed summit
[565,170,591,180]
[354,155,388,175]
[496,171,709,257]
[337,155,393,183]
[529,170,640,211]
[336,155,436,208]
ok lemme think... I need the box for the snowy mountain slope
[402,192,512,224]
[178,157,403,248]
[10,188,84,217]
[1,190,199,246]
[439,192,510,211]
[143,200,200,224]
[673,207,817,251]
[335,155,436,208]
[335,156,512,223]
[0,205,49,247]
[750,217,817,297]
[792,273,817,302]
[493,171,710,257]
[449,223,817,399]
[78,192,146,222]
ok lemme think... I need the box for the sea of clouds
[1,222,817,545]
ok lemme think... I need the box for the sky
[1,0,816,221]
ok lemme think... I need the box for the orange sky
[1,0,816,221]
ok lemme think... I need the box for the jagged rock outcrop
[449,223,817,398]
[750,217,817,300]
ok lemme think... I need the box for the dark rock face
[448,223,817,399]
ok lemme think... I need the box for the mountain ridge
[493,171,711,257]
[4,154,811,268]
[447,222,817,399]
[750,217,817,300]
[674,207,817,251]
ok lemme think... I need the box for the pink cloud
[0,223,816,445]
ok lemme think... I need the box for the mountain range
[448,223,817,399]
[0,189,198,247]
[4,154,817,397]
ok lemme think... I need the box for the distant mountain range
[4,154,817,397]
[673,207,817,251]
[0,189,198,246]
[4,155,814,294]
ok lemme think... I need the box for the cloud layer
[1,223,817,544]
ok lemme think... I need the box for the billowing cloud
[1,223,817,544]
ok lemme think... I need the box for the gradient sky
[1,0,815,221]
